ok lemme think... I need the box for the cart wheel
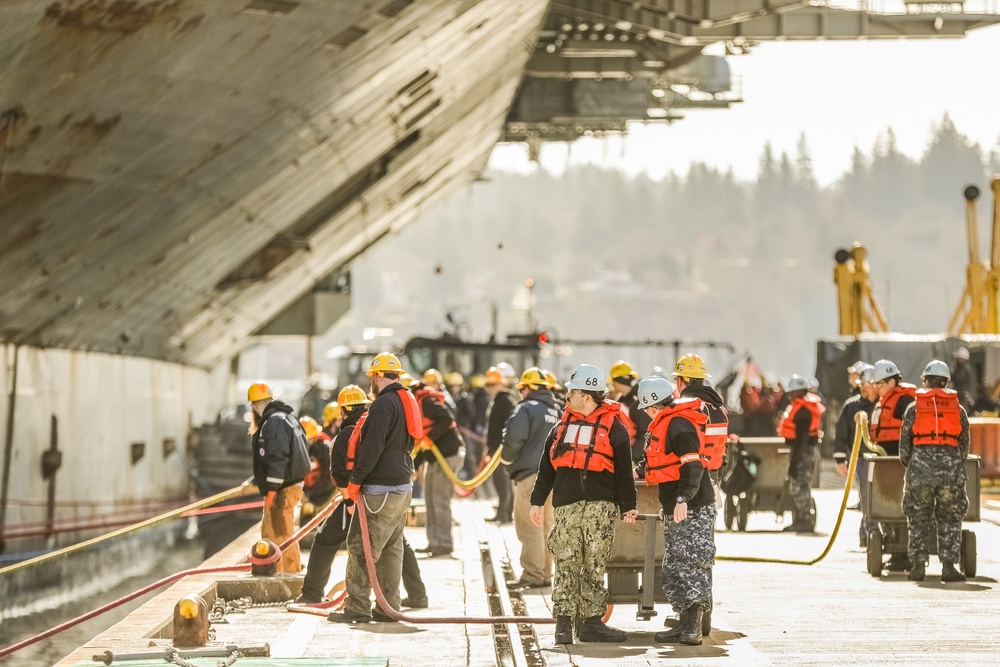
[961,530,977,578]
[601,604,614,623]
[867,531,883,577]
[736,497,750,532]
[724,494,737,531]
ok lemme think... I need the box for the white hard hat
[808,376,820,390]
[786,375,810,392]
[954,347,970,360]
[858,364,875,384]
[637,377,676,408]
[872,359,901,383]
[922,359,951,380]
[564,364,605,391]
[847,361,868,374]
[495,362,517,383]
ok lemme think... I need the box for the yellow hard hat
[544,370,561,390]
[247,382,272,402]
[299,416,321,441]
[400,372,416,388]
[470,374,486,389]
[516,367,551,390]
[366,352,405,376]
[337,384,371,406]
[322,402,341,425]
[485,367,503,385]
[672,353,711,379]
[423,368,444,386]
[608,361,638,382]
[445,372,464,386]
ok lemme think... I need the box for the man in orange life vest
[329,353,422,624]
[637,376,715,646]
[870,359,917,457]
[412,368,466,557]
[672,354,728,487]
[777,375,825,533]
[900,360,971,583]
[529,364,637,644]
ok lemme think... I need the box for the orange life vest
[550,400,622,473]
[698,402,729,471]
[912,387,962,447]
[870,384,916,444]
[414,386,456,438]
[777,395,825,440]
[644,398,708,484]
[346,389,421,472]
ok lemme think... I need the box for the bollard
[247,539,281,577]
[172,594,208,648]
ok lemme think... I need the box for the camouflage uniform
[899,406,970,566]
[662,503,717,613]
[547,500,618,618]
[787,445,818,526]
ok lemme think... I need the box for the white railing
[819,0,998,14]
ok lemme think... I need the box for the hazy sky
[490,23,1000,185]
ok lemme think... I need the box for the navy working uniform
[776,379,824,532]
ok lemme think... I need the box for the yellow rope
[0,482,258,577]
[413,438,504,490]
[716,413,868,565]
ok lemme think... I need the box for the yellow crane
[948,177,1000,335]
[833,242,890,335]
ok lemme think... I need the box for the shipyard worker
[833,364,878,546]
[951,347,976,411]
[608,360,650,463]
[776,375,825,533]
[322,401,342,439]
[297,385,427,608]
[445,372,480,479]
[299,416,335,510]
[847,360,868,397]
[530,364,637,644]
[328,353,422,623]
[248,382,311,574]
[900,360,971,583]
[672,354,728,487]
[485,366,516,523]
[412,371,466,556]
[637,376,714,646]
[502,367,561,589]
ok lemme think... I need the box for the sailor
[776,375,824,533]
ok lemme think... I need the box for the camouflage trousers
[903,451,968,565]
[547,500,618,618]
[787,445,818,524]
[662,503,716,613]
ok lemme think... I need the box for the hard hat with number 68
[637,376,676,408]
[565,364,606,391]
[608,360,638,382]
[672,354,711,379]
[247,382,272,402]
[921,359,951,380]
[366,352,405,376]
[322,402,341,425]
[337,384,371,406]
[872,359,901,383]
[516,367,551,390]
[786,375,810,392]
[299,416,321,441]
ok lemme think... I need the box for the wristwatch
[676,496,687,504]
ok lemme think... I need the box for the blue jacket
[500,389,561,481]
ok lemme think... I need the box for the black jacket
[305,436,334,503]
[349,383,415,488]
[530,417,637,516]
[251,401,311,495]
[833,393,875,463]
[331,409,363,489]
[621,384,652,462]
[500,389,561,481]
[420,393,465,458]
[638,415,714,514]
[486,390,517,455]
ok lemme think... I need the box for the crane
[948,177,1000,335]
[833,242,890,335]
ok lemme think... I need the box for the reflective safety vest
[871,384,916,444]
[912,387,962,447]
[644,398,708,484]
[414,386,456,438]
[550,401,622,473]
[346,389,422,472]
[698,402,729,471]
[777,395,825,440]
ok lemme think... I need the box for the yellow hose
[716,413,868,565]
[414,438,504,490]
[0,482,258,577]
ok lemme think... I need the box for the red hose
[356,496,555,624]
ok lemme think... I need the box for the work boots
[654,609,687,643]
[941,563,967,582]
[578,615,627,642]
[907,561,925,582]
[702,600,713,637]
[554,616,573,644]
[679,604,705,646]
